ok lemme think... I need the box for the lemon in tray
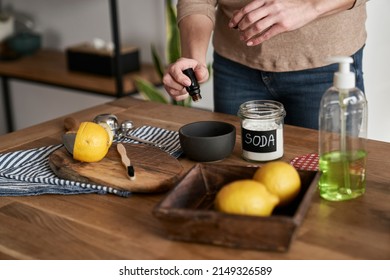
[215,179,280,217]
[73,121,113,163]
[253,161,301,206]
[214,161,301,217]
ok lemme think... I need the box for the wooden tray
[153,163,319,251]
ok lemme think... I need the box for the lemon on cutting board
[253,161,301,206]
[215,179,280,217]
[73,121,112,163]
[96,121,114,146]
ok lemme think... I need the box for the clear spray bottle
[318,56,368,201]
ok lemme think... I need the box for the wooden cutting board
[48,143,183,193]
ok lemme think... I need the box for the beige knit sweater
[177,0,367,72]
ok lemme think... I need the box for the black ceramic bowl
[179,121,236,162]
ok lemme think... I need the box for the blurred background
[0,0,389,142]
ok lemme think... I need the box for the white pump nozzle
[328,56,355,89]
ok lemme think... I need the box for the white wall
[364,0,390,142]
[0,0,389,143]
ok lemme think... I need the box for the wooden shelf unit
[0,0,162,133]
[0,49,160,96]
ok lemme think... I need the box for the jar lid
[238,100,286,120]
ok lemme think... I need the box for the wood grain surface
[48,143,183,193]
[0,49,161,95]
[0,97,389,260]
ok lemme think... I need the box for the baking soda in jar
[238,100,286,162]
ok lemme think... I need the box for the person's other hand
[228,0,320,46]
[163,58,209,101]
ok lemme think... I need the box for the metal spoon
[92,114,120,135]
[92,114,166,149]
[62,117,79,155]
[118,120,167,149]
[118,120,134,138]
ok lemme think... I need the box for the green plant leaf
[172,97,193,107]
[183,97,192,107]
[166,0,181,63]
[151,44,164,80]
[207,63,212,77]
[172,100,184,106]
[137,0,198,107]
[134,77,168,104]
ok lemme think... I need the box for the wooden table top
[0,97,389,260]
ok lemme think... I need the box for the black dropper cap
[182,68,202,102]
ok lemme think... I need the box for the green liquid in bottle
[318,150,366,201]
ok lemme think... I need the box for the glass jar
[238,100,286,162]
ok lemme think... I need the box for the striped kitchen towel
[120,125,182,158]
[0,125,182,197]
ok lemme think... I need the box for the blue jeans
[213,47,365,129]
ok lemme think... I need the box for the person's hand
[228,0,320,46]
[163,58,209,101]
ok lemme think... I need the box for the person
[162,0,368,129]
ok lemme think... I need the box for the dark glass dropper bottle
[182,68,202,102]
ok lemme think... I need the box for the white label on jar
[241,121,283,161]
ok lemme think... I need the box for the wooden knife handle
[64,117,80,132]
